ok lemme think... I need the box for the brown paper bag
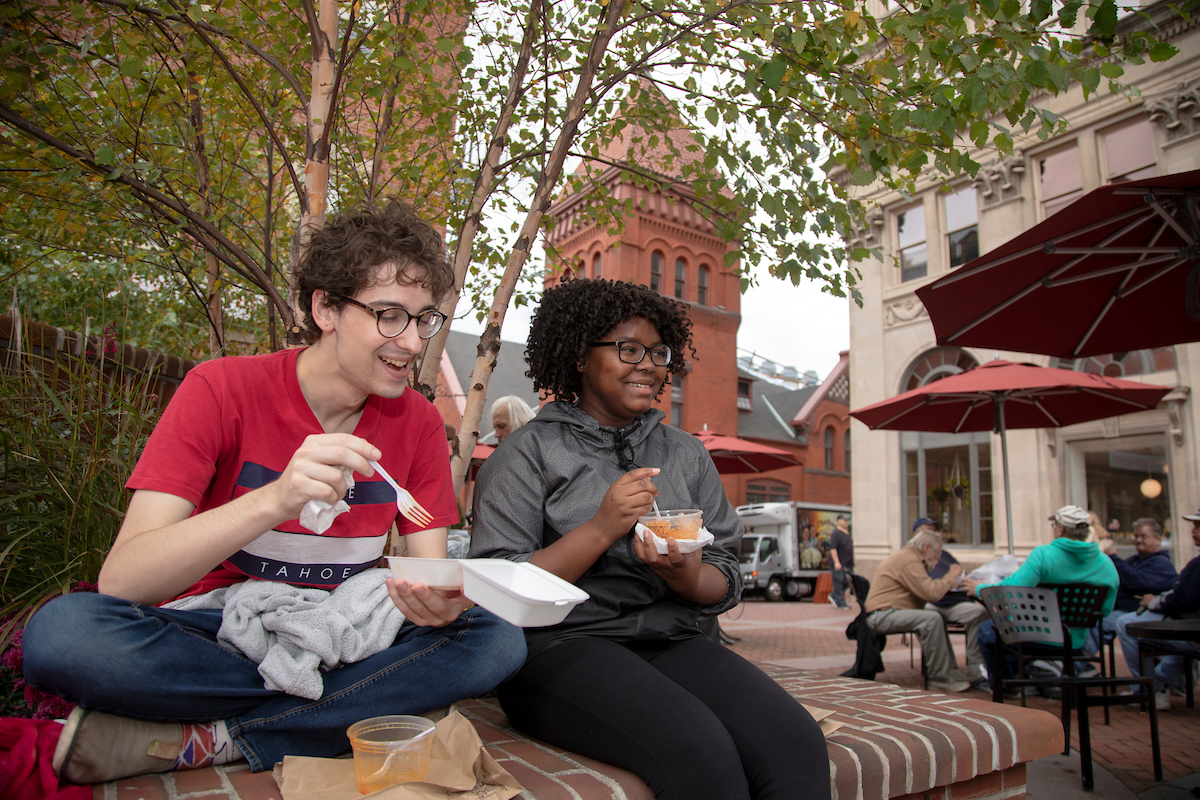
[274,709,522,800]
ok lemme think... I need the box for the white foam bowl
[385,557,463,590]
[460,559,589,628]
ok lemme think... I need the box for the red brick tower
[542,127,741,437]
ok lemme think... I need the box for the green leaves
[760,58,787,91]
[0,0,1185,360]
[1090,0,1119,41]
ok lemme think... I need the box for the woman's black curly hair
[525,278,696,403]
[295,198,454,343]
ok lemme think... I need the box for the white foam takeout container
[385,557,464,590]
[460,559,589,628]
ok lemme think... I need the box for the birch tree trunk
[291,0,339,340]
[418,0,629,495]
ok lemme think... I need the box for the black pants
[497,636,831,800]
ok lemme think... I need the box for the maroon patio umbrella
[691,429,801,474]
[850,360,1170,554]
[915,170,1200,359]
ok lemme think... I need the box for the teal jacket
[980,538,1119,649]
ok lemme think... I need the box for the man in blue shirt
[1085,518,1177,656]
[1116,509,1200,711]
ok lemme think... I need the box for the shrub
[0,337,159,649]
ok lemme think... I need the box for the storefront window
[899,348,993,547]
[1068,434,1172,545]
[903,436,994,546]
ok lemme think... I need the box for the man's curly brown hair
[295,199,454,343]
[525,278,696,403]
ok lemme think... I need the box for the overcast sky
[449,264,851,384]
[735,266,851,381]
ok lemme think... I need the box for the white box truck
[737,501,853,601]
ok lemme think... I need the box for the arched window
[899,347,992,547]
[902,347,979,392]
[650,251,663,293]
[824,427,834,470]
[674,258,686,299]
[592,252,601,279]
[844,430,851,472]
[1051,347,1176,378]
[697,266,710,306]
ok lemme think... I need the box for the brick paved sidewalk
[77,597,1200,799]
[719,598,1200,796]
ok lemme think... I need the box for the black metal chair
[978,584,1162,792]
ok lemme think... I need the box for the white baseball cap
[1049,505,1090,529]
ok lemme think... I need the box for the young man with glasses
[23,199,525,785]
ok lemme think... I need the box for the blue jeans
[22,592,526,772]
[980,617,1104,691]
[1083,608,1126,656]
[830,568,851,608]
[1115,610,1200,693]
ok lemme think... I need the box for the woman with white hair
[490,395,535,443]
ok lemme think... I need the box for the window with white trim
[897,202,927,282]
[1104,119,1156,183]
[1039,144,1083,217]
[944,187,979,269]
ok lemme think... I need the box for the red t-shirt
[127,347,458,601]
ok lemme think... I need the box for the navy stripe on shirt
[235,461,397,506]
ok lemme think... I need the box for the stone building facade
[848,1,1200,575]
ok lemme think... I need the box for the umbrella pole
[995,396,1015,556]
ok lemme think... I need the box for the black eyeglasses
[589,340,672,366]
[330,292,446,340]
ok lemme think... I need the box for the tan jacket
[864,547,958,613]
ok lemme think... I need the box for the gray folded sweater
[164,568,404,699]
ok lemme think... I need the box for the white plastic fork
[369,460,434,528]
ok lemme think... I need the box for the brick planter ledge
[464,666,1062,800]
[84,666,1062,800]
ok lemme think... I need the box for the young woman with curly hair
[469,278,830,800]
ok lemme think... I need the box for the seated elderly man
[1085,517,1177,657]
[865,528,971,692]
[914,518,990,688]
[969,504,1118,693]
[1115,509,1200,712]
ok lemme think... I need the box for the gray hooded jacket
[468,401,743,658]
